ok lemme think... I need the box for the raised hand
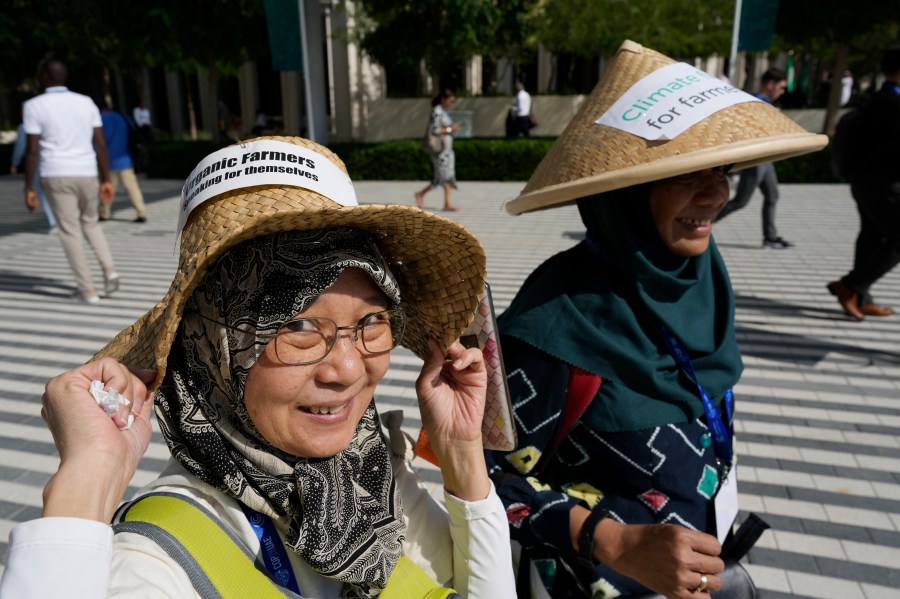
[415,339,490,501]
[41,358,156,522]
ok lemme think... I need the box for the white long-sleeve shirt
[0,416,514,598]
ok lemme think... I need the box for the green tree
[532,0,733,61]
[0,0,266,136]
[776,0,900,135]
[354,0,529,92]
[151,0,267,139]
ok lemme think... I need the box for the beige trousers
[41,177,116,296]
[99,168,147,219]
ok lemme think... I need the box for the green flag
[786,55,795,93]
[738,0,780,52]
[264,0,303,72]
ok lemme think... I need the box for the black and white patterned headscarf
[156,228,405,598]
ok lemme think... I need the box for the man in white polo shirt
[23,59,120,304]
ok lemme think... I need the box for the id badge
[714,465,739,544]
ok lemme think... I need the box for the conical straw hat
[93,136,486,389]
[506,40,828,215]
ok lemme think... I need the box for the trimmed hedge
[145,140,230,179]
[22,136,839,184]
[331,137,556,181]
[774,143,841,183]
[139,137,556,181]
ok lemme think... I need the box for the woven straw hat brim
[93,139,486,389]
[506,40,828,215]
[508,133,825,214]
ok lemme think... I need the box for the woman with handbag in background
[415,89,461,212]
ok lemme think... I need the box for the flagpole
[729,0,743,87]
[298,0,317,141]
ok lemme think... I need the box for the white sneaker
[105,272,120,295]
[74,292,100,305]
[48,226,60,235]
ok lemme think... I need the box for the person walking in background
[840,70,854,107]
[130,97,151,172]
[827,46,900,321]
[716,67,793,249]
[132,97,152,140]
[98,101,148,223]
[511,81,533,137]
[11,120,57,234]
[414,89,460,212]
[23,58,120,305]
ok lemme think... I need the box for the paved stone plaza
[0,174,898,597]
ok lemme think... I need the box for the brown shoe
[859,303,894,317]
[826,281,864,321]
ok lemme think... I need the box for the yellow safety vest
[115,493,459,599]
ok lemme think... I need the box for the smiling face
[648,167,730,257]
[243,268,392,458]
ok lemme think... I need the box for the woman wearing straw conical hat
[0,137,515,598]
[485,41,827,598]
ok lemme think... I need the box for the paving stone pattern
[0,175,898,598]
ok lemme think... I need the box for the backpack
[831,108,864,180]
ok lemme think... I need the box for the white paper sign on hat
[177,139,358,235]
[596,62,762,141]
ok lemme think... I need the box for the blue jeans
[36,180,57,229]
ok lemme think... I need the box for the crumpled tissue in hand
[89,380,134,430]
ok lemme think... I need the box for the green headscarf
[499,185,743,431]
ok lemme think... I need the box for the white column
[537,44,554,93]
[281,71,303,135]
[164,69,185,134]
[141,69,154,120]
[298,0,328,143]
[113,70,128,112]
[327,4,352,142]
[342,0,385,141]
[495,59,514,94]
[196,68,218,138]
[467,56,483,95]
[238,62,259,138]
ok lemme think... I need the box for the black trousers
[842,178,900,305]
[716,163,780,241]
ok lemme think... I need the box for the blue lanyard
[584,233,735,466]
[658,325,734,467]
[240,504,302,595]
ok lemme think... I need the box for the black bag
[505,108,516,138]
[634,514,769,598]
[632,561,757,599]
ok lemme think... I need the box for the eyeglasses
[190,309,405,365]
[670,164,734,185]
